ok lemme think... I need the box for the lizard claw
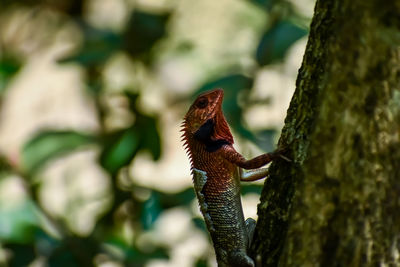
[278,154,292,162]
[271,147,292,162]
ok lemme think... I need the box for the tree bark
[250,0,400,266]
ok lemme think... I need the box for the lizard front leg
[220,145,284,169]
[221,145,290,170]
[239,168,269,182]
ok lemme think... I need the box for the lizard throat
[194,119,230,152]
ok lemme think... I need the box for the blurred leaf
[87,76,103,96]
[47,249,79,267]
[157,187,195,209]
[256,20,307,65]
[136,114,161,160]
[241,183,263,195]
[176,41,195,53]
[124,92,161,161]
[4,243,36,267]
[47,0,84,16]
[254,128,277,152]
[22,131,96,174]
[192,217,207,233]
[100,119,161,175]
[47,236,99,267]
[0,155,12,176]
[0,55,22,93]
[100,128,140,175]
[0,199,39,243]
[35,229,61,257]
[105,237,169,265]
[124,91,140,111]
[100,93,161,174]
[195,257,209,267]
[141,192,162,230]
[126,246,169,265]
[58,24,121,66]
[196,74,253,96]
[196,74,255,141]
[122,9,171,58]
[248,0,274,10]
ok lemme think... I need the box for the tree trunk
[250,0,400,266]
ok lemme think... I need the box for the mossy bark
[250,0,400,266]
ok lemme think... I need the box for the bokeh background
[0,0,314,266]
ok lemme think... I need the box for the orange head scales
[181,89,234,165]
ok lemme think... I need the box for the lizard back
[192,148,250,266]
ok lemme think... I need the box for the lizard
[181,88,288,267]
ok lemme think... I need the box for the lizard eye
[196,97,208,109]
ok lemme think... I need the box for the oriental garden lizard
[181,89,288,267]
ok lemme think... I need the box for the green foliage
[100,127,140,175]
[192,217,207,233]
[0,199,39,243]
[156,187,195,209]
[0,155,12,175]
[100,92,161,175]
[249,0,275,10]
[21,131,96,174]
[5,243,36,267]
[59,9,171,66]
[195,258,209,267]
[241,183,264,195]
[254,128,278,152]
[140,192,162,230]
[105,237,169,265]
[256,20,308,65]
[122,10,171,59]
[58,25,121,66]
[0,54,21,94]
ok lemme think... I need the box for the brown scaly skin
[181,89,283,267]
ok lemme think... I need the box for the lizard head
[181,89,234,150]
